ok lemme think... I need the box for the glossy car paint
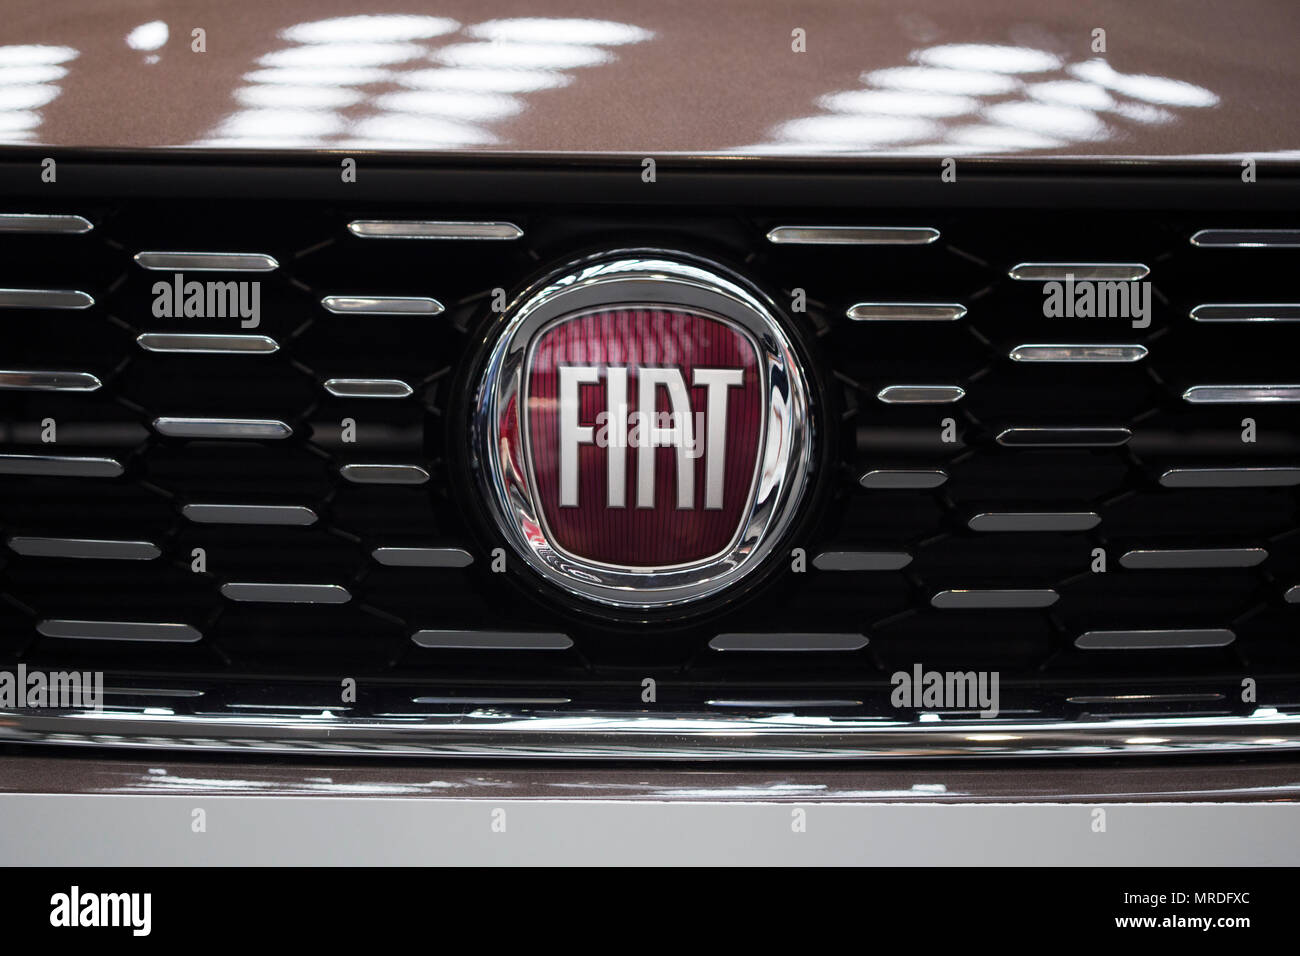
[1,0,1296,159]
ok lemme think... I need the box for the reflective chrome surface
[348,220,522,240]
[410,630,573,650]
[996,427,1132,447]
[0,453,121,477]
[968,512,1100,532]
[137,333,280,354]
[220,583,351,604]
[1190,304,1300,323]
[932,589,1059,609]
[0,289,93,309]
[338,463,430,485]
[322,377,413,399]
[371,546,473,568]
[153,417,292,439]
[1009,344,1147,363]
[768,226,938,245]
[1184,384,1300,404]
[133,251,279,272]
[321,295,445,315]
[812,551,912,570]
[1008,262,1149,281]
[859,468,948,489]
[181,503,317,525]
[1160,467,1300,488]
[0,369,101,391]
[708,633,869,652]
[0,213,91,234]
[1190,229,1300,247]
[1076,628,1236,650]
[35,620,201,642]
[847,302,966,322]
[877,385,965,404]
[6,536,160,560]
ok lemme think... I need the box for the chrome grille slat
[182,503,317,526]
[1183,384,1300,404]
[0,370,101,392]
[859,469,948,489]
[137,333,279,354]
[153,417,292,440]
[1190,229,1300,248]
[133,251,279,272]
[1120,548,1267,569]
[372,547,473,568]
[348,220,523,240]
[931,589,1059,609]
[846,302,966,322]
[1190,304,1300,323]
[410,630,573,650]
[36,620,202,643]
[323,378,413,399]
[1009,344,1147,363]
[338,464,430,485]
[321,295,445,315]
[220,583,351,604]
[968,512,1100,532]
[0,454,122,478]
[812,550,912,570]
[709,634,868,652]
[767,225,939,245]
[0,213,92,234]
[877,385,965,404]
[1075,629,1236,650]
[6,536,160,560]
[0,288,93,309]
[1008,262,1149,281]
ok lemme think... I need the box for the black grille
[2,159,1299,747]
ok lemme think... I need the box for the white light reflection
[126,21,168,52]
[745,43,1220,155]
[0,43,77,143]
[200,15,652,149]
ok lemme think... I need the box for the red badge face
[475,255,812,610]
[523,307,762,568]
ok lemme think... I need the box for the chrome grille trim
[1183,384,1300,404]
[1190,304,1300,323]
[1159,467,1300,488]
[931,589,1059,609]
[6,536,160,561]
[137,333,279,354]
[996,427,1132,447]
[181,503,317,526]
[323,378,413,399]
[1120,548,1268,569]
[0,454,122,478]
[321,295,445,315]
[220,583,351,604]
[0,288,93,309]
[877,385,965,404]
[0,370,101,392]
[153,417,292,440]
[968,512,1100,532]
[35,620,202,643]
[1190,229,1300,248]
[0,213,92,234]
[410,630,573,650]
[133,251,279,272]
[1008,262,1149,281]
[847,302,966,321]
[709,633,868,652]
[338,463,430,485]
[1009,344,1147,363]
[348,220,523,240]
[767,225,939,245]
[372,547,473,568]
[859,469,948,489]
[812,550,912,571]
[1076,629,1236,650]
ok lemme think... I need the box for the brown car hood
[4,0,1299,160]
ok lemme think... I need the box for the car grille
[1,157,1299,758]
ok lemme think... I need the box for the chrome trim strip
[6,536,160,561]
[1160,467,1300,488]
[1184,384,1300,404]
[0,213,92,234]
[372,547,473,568]
[767,225,939,245]
[0,454,122,478]
[321,295,445,315]
[1009,344,1147,363]
[412,696,573,706]
[6,707,1297,758]
[182,503,317,526]
[996,427,1132,447]
[103,687,205,699]
[1287,585,1300,604]
[348,220,523,240]
[932,589,1059,609]
[1120,548,1267,569]
[1008,262,1149,281]
[0,288,93,309]
[1190,229,1300,248]
[137,333,279,354]
[847,302,965,322]
[812,550,912,571]
[133,251,279,272]
[339,464,430,485]
[1190,304,1300,323]
[709,633,868,652]
[411,631,573,650]
[859,469,948,489]
[968,512,1100,532]
[323,378,413,399]
[1076,628,1235,650]
[36,620,201,643]
[220,583,351,604]
[877,385,965,404]
[707,699,863,709]
[0,370,101,392]
[1067,692,1225,704]
[153,417,292,440]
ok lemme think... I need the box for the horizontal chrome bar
[0,288,93,309]
[321,295,445,316]
[323,378,413,400]
[1184,384,1300,403]
[846,302,966,322]
[338,464,430,485]
[372,547,473,568]
[220,583,351,604]
[10,707,1298,759]
[1067,692,1225,704]
[103,687,205,699]
[931,589,1059,609]
[412,696,573,707]
[1190,303,1300,323]
[137,333,279,354]
[6,536,160,561]
[153,417,292,440]
[708,633,868,652]
[1076,628,1235,650]
[182,503,317,526]
[1160,467,1300,488]
[1009,344,1147,363]
[968,512,1100,532]
[0,454,122,478]
[36,620,201,643]
[859,468,948,489]
[0,213,92,234]
[812,550,912,570]
[1190,229,1300,248]
[0,370,101,392]
[1120,548,1267,569]
[767,225,939,245]
[707,699,863,709]
[877,385,965,404]
[410,630,573,650]
[1008,262,1149,281]
[348,220,523,240]
[996,427,1132,447]
[133,251,279,272]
